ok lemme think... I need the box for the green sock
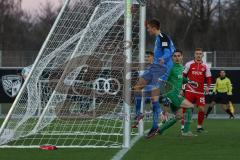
[183,108,192,133]
[159,118,177,134]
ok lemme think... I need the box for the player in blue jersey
[132,19,175,139]
[150,19,175,79]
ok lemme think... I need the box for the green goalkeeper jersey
[166,63,187,112]
[167,63,185,94]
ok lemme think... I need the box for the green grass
[0,148,118,160]
[0,119,239,160]
[124,119,240,160]
[3,118,124,147]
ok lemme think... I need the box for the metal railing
[184,51,240,67]
[1,50,240,67]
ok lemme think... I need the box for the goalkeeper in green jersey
[159,49,196,136]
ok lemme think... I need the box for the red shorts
[185,91,205,107]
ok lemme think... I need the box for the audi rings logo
[93,78,121,95]
[48,54,142,105]
[68,78,121,96]
[62,64,121,96]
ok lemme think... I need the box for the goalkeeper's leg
[181,91,195,131]
[182,108,192,133]
[159,93,181,134]
[159,94,194,135]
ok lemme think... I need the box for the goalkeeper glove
[188,80,198,88]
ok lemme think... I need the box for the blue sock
[152,101,162,129]
[135,95,142,116]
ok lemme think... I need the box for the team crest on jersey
[162,42,168,47]
[2,75,22,97]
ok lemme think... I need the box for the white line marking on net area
[111,130,149,160]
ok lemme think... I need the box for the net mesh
[0,0,142,148]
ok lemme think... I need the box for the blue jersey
[141,64,167,85]
[153,33,175,75]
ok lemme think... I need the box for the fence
[1,50,240,67]
[184,51,240,67]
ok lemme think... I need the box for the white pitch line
[111,130,149,160]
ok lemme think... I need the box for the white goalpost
[0,0,146,148]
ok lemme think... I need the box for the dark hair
[147,19,160,30]
[174,49,183,55]
[146,51,154,56]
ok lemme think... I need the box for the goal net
[0,0,142,148]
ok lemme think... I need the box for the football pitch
[0,119,239,160]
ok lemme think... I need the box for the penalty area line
[111,129,149,160]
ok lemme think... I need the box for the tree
[146,0,179,49]
[222,0,240,50]
[0,0,35,50]
[176,0,218,50]
[30,1,59,50]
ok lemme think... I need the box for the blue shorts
[141,64,167,87]
[159,63,172,81]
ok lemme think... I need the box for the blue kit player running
[132,19,175,139]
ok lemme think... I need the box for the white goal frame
[0,0,146,148]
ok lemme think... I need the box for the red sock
[181,108,186,125]
[198,110,205,126]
